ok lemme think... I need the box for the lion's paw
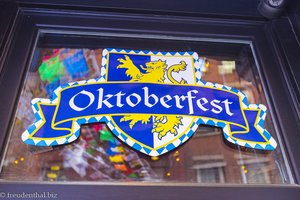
[120,114,151,129]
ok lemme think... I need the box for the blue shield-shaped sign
[105,50,200,156]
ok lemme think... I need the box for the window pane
[0,36,292,184]
[197,167,225,183]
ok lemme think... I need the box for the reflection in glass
[0,47,291,184]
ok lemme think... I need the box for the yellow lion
[117,55,187,139]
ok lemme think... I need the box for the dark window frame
[0,3,300,199]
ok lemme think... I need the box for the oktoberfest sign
[22,48,277,156]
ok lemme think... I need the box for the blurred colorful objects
[109,155,124,163]
[38,55,65,83]
[100,129,115,143]
[62,50,89,79]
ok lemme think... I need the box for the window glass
[197,167,225,183]
[0,36,292,184]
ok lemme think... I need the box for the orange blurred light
[151,156,159,161]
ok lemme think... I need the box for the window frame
[0,4,300,199]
